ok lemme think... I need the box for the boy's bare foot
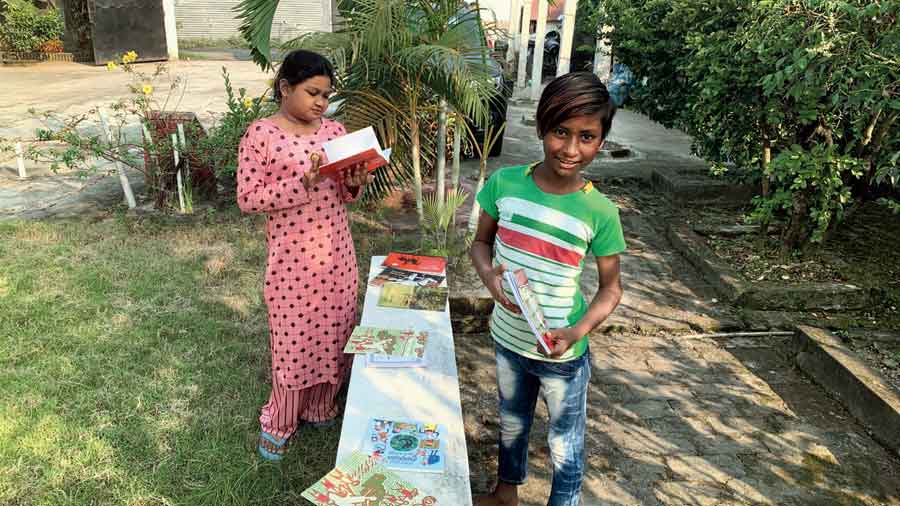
[474,482,518,506]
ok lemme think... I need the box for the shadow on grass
[0,207,421,505]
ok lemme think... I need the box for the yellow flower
[121,51,138,64]
[142,84,153,95]
[106,61,118,71]
[242,97,254,109]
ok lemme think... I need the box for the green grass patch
[0,205,418,505]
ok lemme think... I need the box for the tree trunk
[451,118,461,225]
[436,100,448,214]
[411,120,424,223]
[467,165,487,233]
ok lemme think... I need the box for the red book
[382,252,447,274]
[318,147,389,180]
[319,126,391,180]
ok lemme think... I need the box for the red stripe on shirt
[497,226,583,267]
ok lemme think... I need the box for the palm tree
[235,0,498,223]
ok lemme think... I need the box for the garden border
[666,221,872,311]
[792,325,900,457]
[1,51,75,64]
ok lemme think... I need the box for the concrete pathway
[459,331,900,505]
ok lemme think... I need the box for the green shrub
[195,67,277,197]
[0,0,64,52]
[598,0,900,249]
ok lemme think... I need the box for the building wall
[174,0,333,40]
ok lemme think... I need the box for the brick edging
[665,222,746,302]
[665,221,871,311]
[793,325,900,457]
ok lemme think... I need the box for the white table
[336,256,473,505]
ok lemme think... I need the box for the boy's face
[541,113,605,180]
[280,75,333,123]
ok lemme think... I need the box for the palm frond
[234,0,280,70]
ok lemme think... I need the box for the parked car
[454,9,512,158]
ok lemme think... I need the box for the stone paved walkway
[459,331,900,506]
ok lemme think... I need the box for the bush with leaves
[194,67,276,196]
[0,0,64,52]
[597,0,900,249]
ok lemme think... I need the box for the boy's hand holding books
[539,327,583,359]
[480,263,520,314]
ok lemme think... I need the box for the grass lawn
[0,205,418,505]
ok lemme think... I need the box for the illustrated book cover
[301,450,439,506]
[376,283,448,312]
[504,268,554,354]
[320,126,392,179]
[369,266,445,288]
[343,326,427,358]
[364,418,446,473]
[381,252,447,274]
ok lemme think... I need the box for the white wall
[175,0,333,41]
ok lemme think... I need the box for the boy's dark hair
[273,50,336,103]
[535,72,616,140]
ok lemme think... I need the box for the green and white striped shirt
[476,164,626,362]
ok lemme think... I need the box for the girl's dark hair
[535,72,616,140]
[273,49,336,103]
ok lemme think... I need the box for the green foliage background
[0,0,64,52]
[597,0,900,249]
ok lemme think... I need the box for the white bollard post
[171,132,185,213]
[530,0,549,101]
[97,108,137,209]
[15,142,27,179]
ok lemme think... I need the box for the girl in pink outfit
[236,50,373,461]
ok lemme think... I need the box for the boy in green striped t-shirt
[470,72,625,506]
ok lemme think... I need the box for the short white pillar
[506,0,521,66]
[530,0,548,101]
[515,1,531,91]
[162,0,179,61]
[15,142,27,179]
[556,0,578,75]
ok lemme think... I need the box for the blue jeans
[494,343,591,506]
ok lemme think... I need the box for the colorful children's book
[344,326,428,357]
[301,450,439,506]
[369,266,445,288]
[365,353,428,368]
[377,283,448,312]
[382,252,447,274]
[504,269,554,354]
[364,418,446,473]
[320,126,392,180]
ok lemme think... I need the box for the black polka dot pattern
[236,118,358,390]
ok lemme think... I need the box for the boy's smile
[541,113,605,182]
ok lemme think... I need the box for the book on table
[377,282,448,312]
[319,126,392,179]
[343,326,428,358]
[364,418,446,473]
[369,266,445,288]
[302,450,440,505]
[503,268,554,354]
[381,252,447,274]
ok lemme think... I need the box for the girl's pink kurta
[237,117,359,391]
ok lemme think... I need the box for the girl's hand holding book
[342,162,374,188]
[539,327,581,358]
[303,153,326,191]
